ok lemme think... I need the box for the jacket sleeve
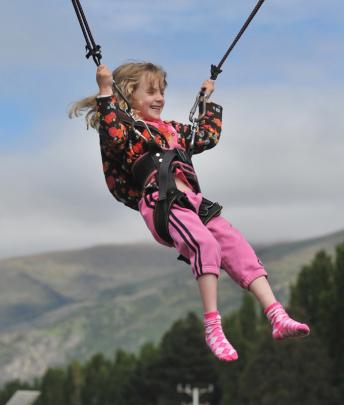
[96,95,128,151]
[169,102,223,155]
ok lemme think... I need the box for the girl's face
[132,74,165,121]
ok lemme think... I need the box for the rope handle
[71,0,102,66]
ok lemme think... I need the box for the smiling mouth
[150,107,162,115]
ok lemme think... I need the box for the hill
[0,229,343,383]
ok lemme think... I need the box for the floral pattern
[96,95,223,210]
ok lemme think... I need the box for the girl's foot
[204,311,238,361]
[265,302,310,340]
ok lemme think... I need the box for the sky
[0,0,343,259]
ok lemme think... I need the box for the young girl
[70,62,310,362]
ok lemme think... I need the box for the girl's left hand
[200,79,215,98]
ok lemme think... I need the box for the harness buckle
[85,44,102,66]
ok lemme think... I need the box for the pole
[177,384,214,405]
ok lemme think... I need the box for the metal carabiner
[188,118,199,157]
[189,90,208,123]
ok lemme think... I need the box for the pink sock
[265,302,310,340]
[204,311,238,362]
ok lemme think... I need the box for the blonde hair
[69,61,167,129]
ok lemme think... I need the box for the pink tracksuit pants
[139,190,267,288]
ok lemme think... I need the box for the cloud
[197,84,344,201]
[1,81,343,258]
[1,0,343,258]
[194,83,344,242]
[0,118,150,258]
[3,0,342,70]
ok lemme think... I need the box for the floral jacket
[96,95,223,210]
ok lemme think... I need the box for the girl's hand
[200,79,215,98]
[96,64,113,95]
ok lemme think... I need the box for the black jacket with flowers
[96,95,223,210]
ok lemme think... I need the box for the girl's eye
[147,88,164,96]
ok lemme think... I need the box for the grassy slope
[0,230,343,383]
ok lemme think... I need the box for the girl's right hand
[96,64,113,95]
[200,79,215,98]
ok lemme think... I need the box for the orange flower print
[214,118,222,127]
[142,129,151,141]
[104,111,116,124]
[106,176,115,189]
[131,142,143,154]
[202,124,212,132]
[108,127,125,139]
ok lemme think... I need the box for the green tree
[65,360,83,405]
[219,293,259,405]
[155,312,220,405]
[108,349,137,404]
[290,243,344,399]
[119,343,162,405]
[290,250,334,339]
[237,334,339,405]
[36,368,66,405]
[330,243,344,392]
[81,353,111,405]
[230,244,344,404]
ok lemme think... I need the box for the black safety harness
[114,109,223,245]
[70,0,266,246]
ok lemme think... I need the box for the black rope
[210,0,266,80]
[71,0,102,66]
[70,0,134,112]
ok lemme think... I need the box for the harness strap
[154,150,197,244]
[132,146,196,190]
[132,147,199,244]
[154,190,196,244]
[157,150,180,201]
[198,198,223,224]
[132,147,223,246]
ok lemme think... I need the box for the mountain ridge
[0,229,343,384]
